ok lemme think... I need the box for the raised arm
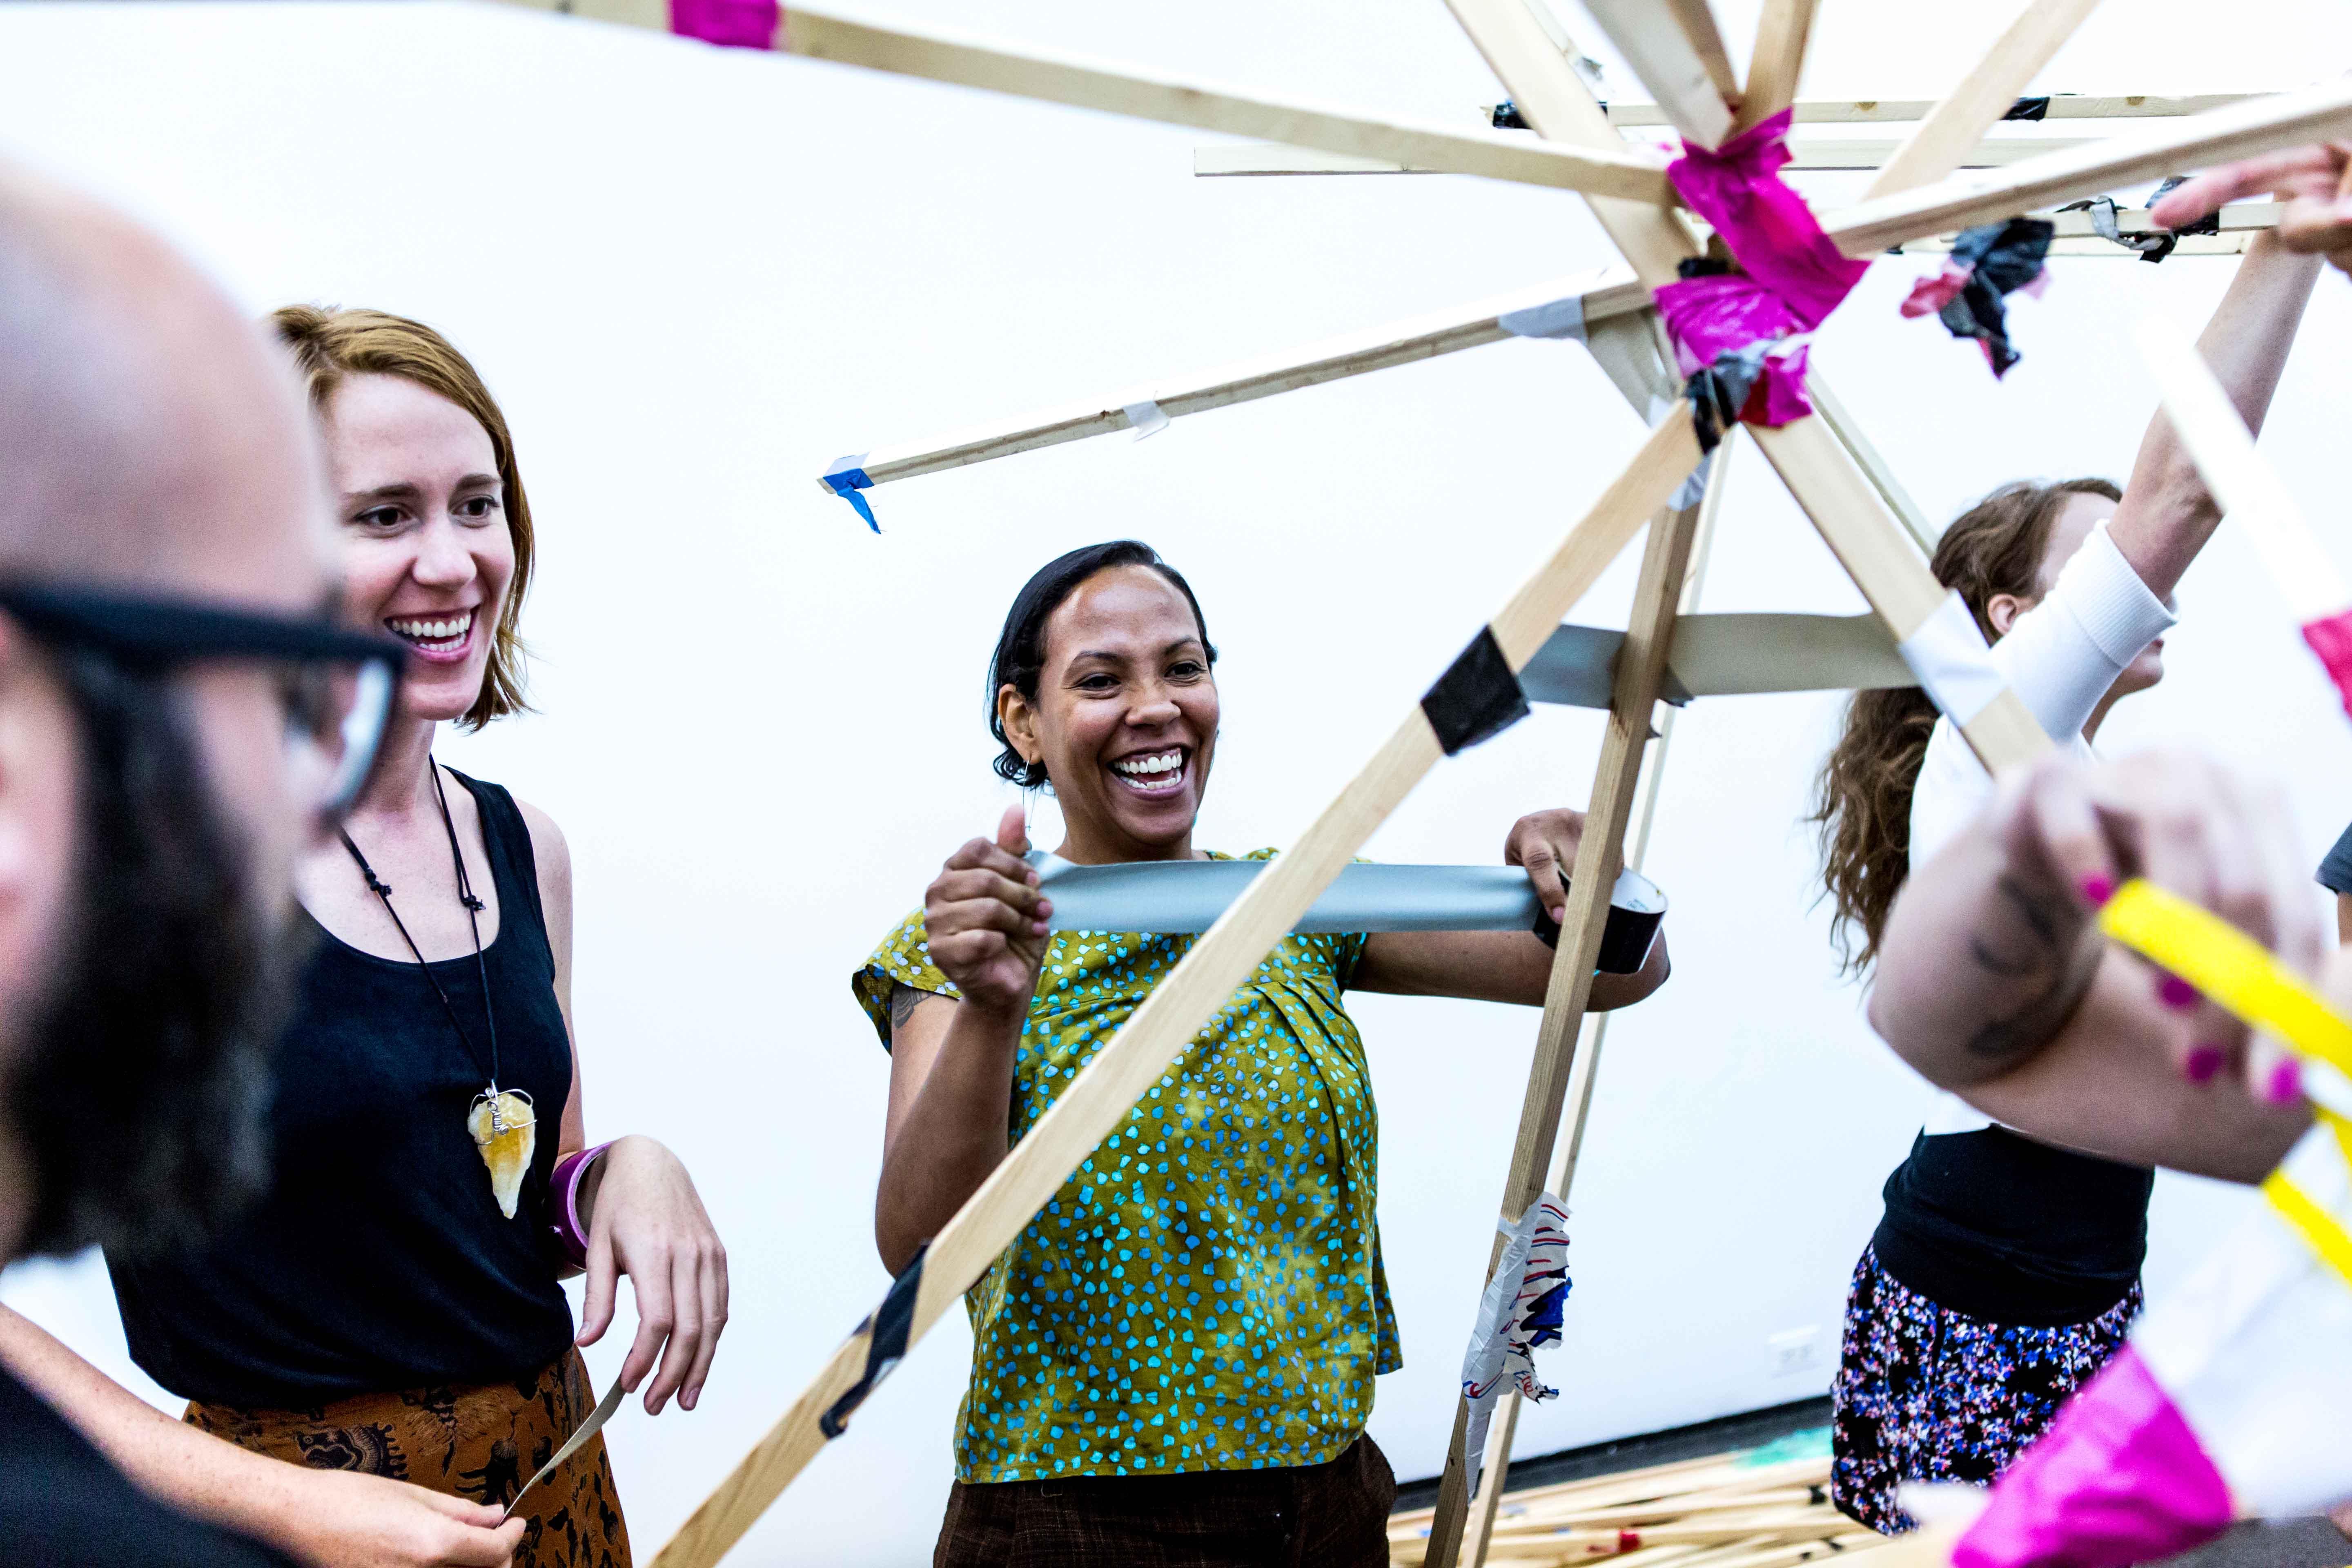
[875,806,1050,1275]
[1350,807,1670,1010]
[0,1305,523,1568]
[1869,748,2314,1180]
[2107,232,2322,597]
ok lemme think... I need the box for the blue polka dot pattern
[851,850,1400,1483]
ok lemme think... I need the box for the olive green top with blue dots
[853,849,1401,1483]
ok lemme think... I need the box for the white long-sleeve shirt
[1906,519,2176,1135]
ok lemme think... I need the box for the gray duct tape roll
[1029,855,1666,973]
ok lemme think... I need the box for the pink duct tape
[2302,608,2352,723]
[1653,109,1869,429]
[670,0,780,49]
[1951,1345,2234,1568]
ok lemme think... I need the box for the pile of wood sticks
[1389,1432,1887,1568]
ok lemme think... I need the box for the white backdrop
[4,2,2352,1562]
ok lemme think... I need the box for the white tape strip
[1123,400,1170,441]
[1497,294,1586,341]
[1898,590,2007,726]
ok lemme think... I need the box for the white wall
[2,2,2352,1562]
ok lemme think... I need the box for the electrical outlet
[1768,1326,1820,1376]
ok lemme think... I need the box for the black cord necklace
[340,760,536,1215]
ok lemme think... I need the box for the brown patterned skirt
[184,1348,631,1568]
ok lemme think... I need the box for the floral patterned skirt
[185,1348,630,1568]
[1829,1244,2140,1534]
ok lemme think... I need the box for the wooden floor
[1388,1418,1862,1568]
[1389,1401,2352,1568]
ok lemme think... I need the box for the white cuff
[2052,520,2176,667]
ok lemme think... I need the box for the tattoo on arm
[889,982,936,1032]
[1962,875,2100,1061]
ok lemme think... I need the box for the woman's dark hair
[1811,478,2122,972]
[988,540,1216,788]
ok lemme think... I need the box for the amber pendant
[467,1087,537,1218]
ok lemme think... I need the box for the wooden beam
[1808,380,1936,552]
[1579,0,1737,149]
[1441,0,1700,289]
[2134,314,2348,624]
[1738,0,1822,132]
[1663,0,1743,108]
[1194,132,2094,177]
[842,269,1646,488]
[493,0,674,30]
[647,410,1704,1568]
[1825,78,2352,255]
[1626,92,2258,126]
[1453,433,1738,1568]
[773,9,1674,201]
[1424,472,1708,1568]
[1750,416,2051,772]
[1864,0,2108,198]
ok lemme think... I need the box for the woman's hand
[1504,807,1590,925]
[2154,144,2352,274]
[575,1136,728,1415]
[276,1472,524,1568]
[1957,748,2322,1101]
[924,804,1051,1018]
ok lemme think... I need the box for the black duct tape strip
[1421,626,1530,754]
[1530,868,1668,974]
[2003,96,2050,121]
[818,1241,927,1439]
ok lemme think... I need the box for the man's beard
[8,650,307,1259]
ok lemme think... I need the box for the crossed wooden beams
[489,2,2352,1564]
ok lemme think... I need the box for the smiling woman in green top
[854,539,1671,1567]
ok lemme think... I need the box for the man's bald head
[0,163,332,607]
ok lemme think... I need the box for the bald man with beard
[0,167,525,1566]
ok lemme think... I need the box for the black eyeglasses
[0,581,408,827]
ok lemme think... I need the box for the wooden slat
[1824,77,2352,256]
[1441,0,1699,289]
[846,269,1646,487]
[1425,479,1708,1568]
[1618,92,2257,126]
[1737,0,1823,132]
[1194,132,2093,177]
[1456,431,1737,1568]
[649,411,1703,1568]
[1864,0,2108,198]
[1663,0,1743,107]
[773,9,1673,201]
[1580,0,1737,148]
[1749,416,2052,773]
[1808,381,1936,552]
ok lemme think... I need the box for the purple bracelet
[550,1140,615,1269]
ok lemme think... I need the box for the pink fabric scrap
[1653,110,1869,428]
[1951,1345,2234,1568]
[1901,261,1975,319]
[670,0,780,49]
[2302,607,2352,722]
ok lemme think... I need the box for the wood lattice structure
[488,2,2352,1563]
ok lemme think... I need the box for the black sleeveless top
[1872,1127,2152,1327]
[106,771,577,1408]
